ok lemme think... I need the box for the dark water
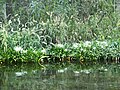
[0,64,120,90]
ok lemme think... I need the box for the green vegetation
[0,40,119,65]
[0,0,120,65]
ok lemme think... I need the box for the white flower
[57,68,67,73]
[98,67,108,72]
[73,43,80,48]
[100,41,108,46]
[56,44,64,48]
[14,46,23,52]
[41,49,46,54]
[93,47,96,50]
[33,50,37,53]
[15,71,27,77]
[64,68,68,71]
[98,41,108,48]
[64,49,68,52]
[101,45,104,49]
[80,69,91,74]
[58,69,64,73]
[73,71,79,76]
[83,49,86,52]
[73,71,79,74]
[104,69,108,72]
[80,48,84,51]
[8,20,12,24]
[32,70,37,74]
[84,41,91,47]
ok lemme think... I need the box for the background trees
[0,0,120,49]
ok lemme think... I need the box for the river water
[0,64,120,90]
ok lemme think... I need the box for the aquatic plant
[0,40,119,65]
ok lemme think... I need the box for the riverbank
[0,40,119,65]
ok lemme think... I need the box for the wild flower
[98,41,108,48]
[73,71,80,76]
[98,67,108,72]
[64,68,68,71]
[33,50,37,53]
[15,71,27,77]
[93,47,96,50]
[58,68,67,73]
[73,71,79,74]
[41,49,47,54]
[80,69,91,74]
[64,49,68,52]
[73,43,80,48]
[22,50,27,53]
[58,69,64,73]
[14,46,23,52]
[83,49,86,52]
[100,41,108,46]
[56,44,64,48]
[84,41,91,47]
[80,48,84,51]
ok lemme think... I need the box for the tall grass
[0,0,119,50]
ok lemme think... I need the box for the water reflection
[0,64,120,90]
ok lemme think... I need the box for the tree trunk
[6,0,12,20]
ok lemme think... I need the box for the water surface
[0,64,120,90]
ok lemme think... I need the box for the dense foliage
[0,40,119,65]
[0,0,120,64]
